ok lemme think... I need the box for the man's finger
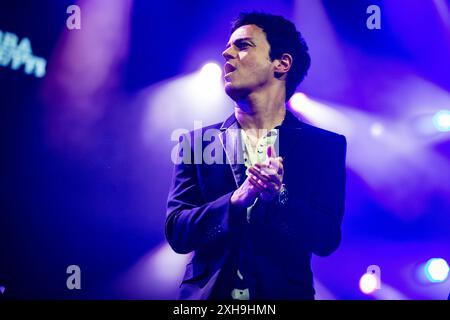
[249,166,282,185]
[248,174,267,191]
[248,167,270,183]
[267,159,283,173]
[277,166,283,175]
[267,145,277,159]
[255,162,284,178]
[269,159,284,176]
[249,175,279,194]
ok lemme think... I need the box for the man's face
[222,24,274,101]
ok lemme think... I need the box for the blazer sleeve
[165,135,240,254]
[276,134,347,257]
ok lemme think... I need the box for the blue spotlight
[432,110,450,132]
[424,258,449,283]
[199,62,222,82]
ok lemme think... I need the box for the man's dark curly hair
[231,12,311,101]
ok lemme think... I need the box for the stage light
[199,62,222,82]
[370,122,384,137]
[432,110,450,132]
[289,92,310,111]
[359,273,378,294]
[359,265,381,295]
[424,258,449,283]
[192,61,223,102]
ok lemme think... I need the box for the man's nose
[222,47,235,60]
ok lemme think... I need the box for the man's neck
[234,91,286,134]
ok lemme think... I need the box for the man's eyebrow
[225,37,255,49]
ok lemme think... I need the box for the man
[165,12,346,300]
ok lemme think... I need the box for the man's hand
[247,145,284,202]
[230,176,259,208]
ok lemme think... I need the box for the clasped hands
[231,145,284,208]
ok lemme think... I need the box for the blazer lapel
[217,111,304,187]
[218,113,244,189]
[277,110,305,163]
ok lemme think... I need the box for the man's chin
[224,83,249,101]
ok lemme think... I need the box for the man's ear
[274,53,293,78]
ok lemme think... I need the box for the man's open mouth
[224,62,236,75]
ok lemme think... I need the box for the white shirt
[229,128,279,300]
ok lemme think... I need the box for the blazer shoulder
[201,122,223,133]
[184,122,223,140]
[300,121,346,145]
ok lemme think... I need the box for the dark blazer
[165,110,347,300]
